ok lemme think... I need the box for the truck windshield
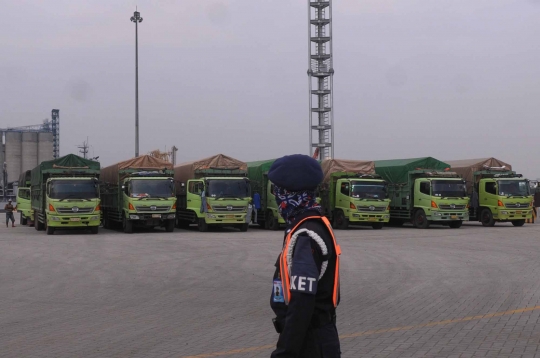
[350,181,387,199]
[498,180,530,197]
[207,179,250,199]
[131,179,174,198]
[49,180,98,200]
[17,188,30,200]
[432,180,467,198]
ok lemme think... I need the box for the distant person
[268,154,342,358]
[4,199,16,227]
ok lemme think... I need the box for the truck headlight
[207,214,216,219]
[167,214,176,219]
[500,211,508,215]
[50,216,61,221]
[433,212,442,216]
[90,216,99,221]
[129,215,140,220]
[384,215,390,219]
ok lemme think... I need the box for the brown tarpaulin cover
[321,159,375,183]
[101,155,173,184]
[174,154,247,184]
[445,158,512,189]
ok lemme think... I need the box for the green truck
[246,159,285,230]
[374,157,469,229]
[16,170,33,226]
[175,154,251,232]
[31,154,101,235]
[100,155,176,233]
[319,159,391,230]
[445,158,533,227]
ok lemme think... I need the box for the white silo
[38,132,54,164]
[21,132,38,172]
[5,131,22,184]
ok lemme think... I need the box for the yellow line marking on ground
[183,305,540,358]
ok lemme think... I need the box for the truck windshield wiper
[59,194,91,202]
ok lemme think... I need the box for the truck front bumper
[204,212,246,225]
[494,210,532,221]
[48,214,100,227]
[350,213,390,223]
[429,211,469,221]
[128,213,176,221]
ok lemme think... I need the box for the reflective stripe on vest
[279,216,341,307]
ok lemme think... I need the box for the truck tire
[20,212,28,226]
[198,218,209,232]
[35,213,44,231]
[267,211,279,231]
[176,219,190,229]
[46,224,54,235]
[123,216,133,234]
[388,218,404,227]
[165,219,175,232]
[414,210,430,229]
[480,209,495,227]
[449,220,463,229]
[334,210,349,230]
[239,223,249,232]
[371,222,384,230]
[90,226,99,234]
[512,220,525,227]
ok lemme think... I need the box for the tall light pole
[130,9,143,157]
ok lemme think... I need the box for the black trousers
[6,212,14,224]
[271,323,341,358]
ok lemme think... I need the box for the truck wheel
[165,219,175,232]
[449,220,463,229]
[90,226,99,234]
[239,223,249,232]
[480,209,495,227]
[198,218,209,232]
[267,211,279,231]
[176,219,190,229]
[414,210,430,229]
[20,213,28,226]
[35,213,44,231]
[372,222,384,230]
[46,225,54,235]
[512,220,525,227]
[334,210,349,230]
[123,217,133,233]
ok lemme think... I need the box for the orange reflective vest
[279,216,341,307]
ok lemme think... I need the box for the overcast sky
[1,0,539,178]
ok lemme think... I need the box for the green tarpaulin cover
[31,154,100,186]
[246,159,277,187]
[374,157,450,184]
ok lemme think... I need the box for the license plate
[516,211,522,214]
[451,215,457,219]
[368,218,377,221]
[226,215,234,219]
[70,218,80,222]
[152,214,161,218]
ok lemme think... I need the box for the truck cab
[178,176,251,232]
[472,170,533,226]
[121,174,176,233]
[44,177,101,235]
[411,176,469,228]
[323,174,390,230]
[16,187,33,226]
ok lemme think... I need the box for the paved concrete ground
[1,218,540,358]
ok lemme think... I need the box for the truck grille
[505,203,529,209]
[439,204,466,210]
[357,206,387,212]
[135,205,171,212]
[56,207,94,214]
[212,205,246,212]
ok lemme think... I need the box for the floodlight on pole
[130,9,143,157]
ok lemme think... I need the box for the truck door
[187,180,204,213]
[415,180,431,210]
[336,180,350,210]
[481,180,498,209]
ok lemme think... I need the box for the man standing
[268,154,341,358]
[5,199,16,227]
